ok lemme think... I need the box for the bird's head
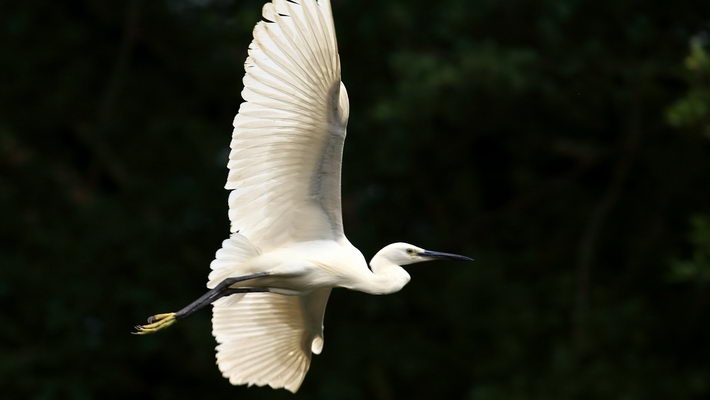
[375,242,473,266]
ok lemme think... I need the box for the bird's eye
[406,248,416,255]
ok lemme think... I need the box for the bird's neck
[357,256,411,295]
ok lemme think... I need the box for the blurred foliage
[2,0,710,399]
[667,35,710,137]
[670,215,710,283]
[668,37,710,285]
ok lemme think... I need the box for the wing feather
[226,0,347,250]
[211,1,344,392]
[212,288,331,393]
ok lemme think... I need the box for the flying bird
[134,0,472,392]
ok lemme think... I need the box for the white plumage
[212,287,330,392]
[134,0,472,393]
[226,0,347,248]
[212,1,345,390]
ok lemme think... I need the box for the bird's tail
[207,233,261,293]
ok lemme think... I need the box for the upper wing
[226,0,350,250]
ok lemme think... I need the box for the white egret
[134,0,472,392]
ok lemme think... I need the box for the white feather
[212,288,331,393]
[212,0,344,393]
[225,0,346,250]
[133,0,471,394]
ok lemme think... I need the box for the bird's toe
[132,312,177,335]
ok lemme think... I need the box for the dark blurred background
[2,0,710,398]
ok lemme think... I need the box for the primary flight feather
[134,0,472,393]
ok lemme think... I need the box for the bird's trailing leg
[132,272,270,335]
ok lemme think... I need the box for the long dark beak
[418,250,474,262]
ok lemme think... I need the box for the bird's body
[209,236,383,295]
[134,0,471,393]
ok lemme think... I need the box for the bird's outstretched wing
[226,0,349,250]
[212,288,331,393]
[211,0,344,392]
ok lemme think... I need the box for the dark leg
[172,287,269,320]
[132,272,270,335]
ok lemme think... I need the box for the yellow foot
[132,312,177,335]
